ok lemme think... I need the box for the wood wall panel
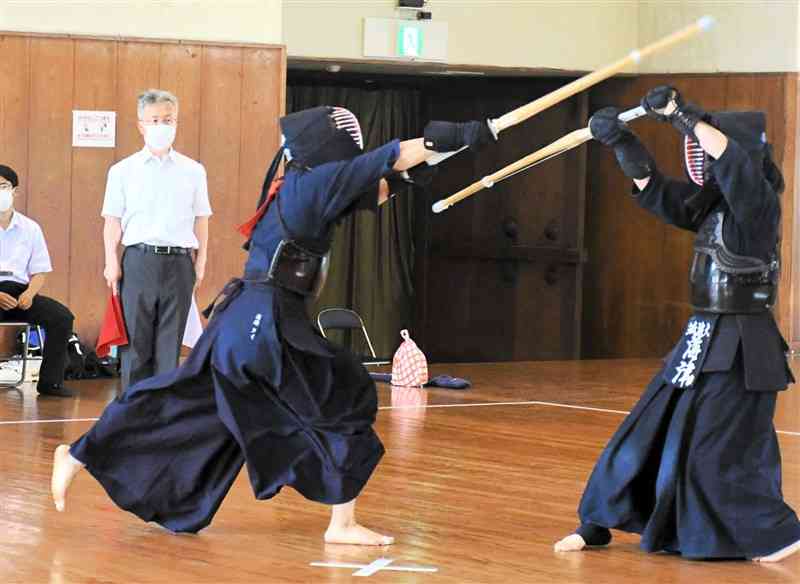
[786,76,800,350]
[159,44,203,161]
[0,36,30,215]
[68,40,117,340]
[197,46,244,309]
[742,75,796,348]
[0,32,285,343]
[238,47,285,229]
[584,73,797,358]
[114,42,160,161]
[27,38,74,304]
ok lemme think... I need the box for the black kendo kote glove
[589,107,654,180]
[404,163,438,187]
[642,85,707,140]
[386,163,438,197]
[423,120,496,152]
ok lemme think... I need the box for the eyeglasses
[139,117,177,126]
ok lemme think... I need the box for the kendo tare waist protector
[690,211,778,314]
[266,239,330,297]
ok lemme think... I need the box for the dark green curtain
[286,83,422,358]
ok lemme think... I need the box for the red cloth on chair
[96,293,128,357]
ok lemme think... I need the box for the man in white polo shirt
[102,89,211,389]
[0,165,76,397]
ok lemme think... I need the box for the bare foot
[324,524,394,546]
[554,534,587,552]
[51,445,84,512]
[753,540,800,563]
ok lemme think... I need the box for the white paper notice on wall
[72,110,116,148]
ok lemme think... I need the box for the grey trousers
[119,246,195,389]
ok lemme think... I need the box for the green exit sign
[397,24,424,58]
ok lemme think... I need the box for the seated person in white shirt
[102,89,211,389]
[0,165,76,397]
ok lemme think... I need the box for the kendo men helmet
[280,106,364,168]
[683,111,770,187]
[681,110,784,221]
[250,105,365,221]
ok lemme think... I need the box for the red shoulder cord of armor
[237,178,285,239]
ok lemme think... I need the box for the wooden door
[414,78,587,362]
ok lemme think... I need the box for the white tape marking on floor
[0,401,798,436]
[379,400,631,415]
[310,559,438,576]
[352,557,394,577]
[0,417,99,426]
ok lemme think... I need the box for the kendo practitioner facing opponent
[51,106,494,545]
[555,86,800,562]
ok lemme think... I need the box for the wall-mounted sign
[397,24,424,58]
[364,18,447,61]
[72,110,116,148]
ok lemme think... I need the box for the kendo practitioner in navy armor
[555,86,800,562]
[51,106,494,545]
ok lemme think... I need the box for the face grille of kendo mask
[330,107,364,150]
[684,135,706,187]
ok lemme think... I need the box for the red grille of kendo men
[684,136,706,186]
[330,107,364,150]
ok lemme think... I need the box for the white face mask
[144,124,177,151]
[0,188,14,212]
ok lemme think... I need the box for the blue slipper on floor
[425,375,471,390]
[369,372,471,389]
[368,372,392,383]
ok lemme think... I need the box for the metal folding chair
[0,322,33,388]
[317,308,391,366]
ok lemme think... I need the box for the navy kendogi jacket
[210,140,401,390]
[634,138,794,392]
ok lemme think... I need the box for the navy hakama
[70,140,402,533]
[579,344,800,558]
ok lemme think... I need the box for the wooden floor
[1,359,799,583]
